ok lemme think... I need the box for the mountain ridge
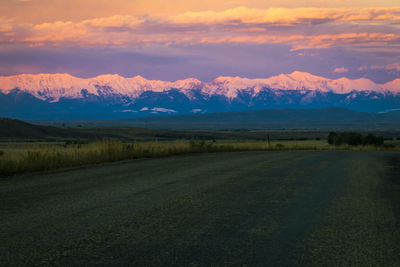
[0,71,399,102]
[1,71,400,119]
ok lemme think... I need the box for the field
[3,117,400,142]
[1,150,400,265]
[1,117,400,176]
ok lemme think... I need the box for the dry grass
[0,140,398,176]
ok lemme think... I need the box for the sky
[1,0,400,83]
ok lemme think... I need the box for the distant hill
[0,117,331,141]
[2,108,400,141]
[113,107,400,130]
[0,118,99,140]
[1,118,281,141]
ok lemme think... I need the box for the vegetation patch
[0,138,399,176]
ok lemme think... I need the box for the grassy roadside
[0,140,399,177]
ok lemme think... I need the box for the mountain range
[1,71,399,119]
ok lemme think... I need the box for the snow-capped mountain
[0,74,203,102]
[0,71,399,119]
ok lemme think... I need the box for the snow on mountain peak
[383,79,400,94]
[207,76,262,98]
[288,71,321,79]
[0,73,89,101]
[0,72,399,102]
[171,78,203,90]
[330,77,381,94]
[131,75,147,82]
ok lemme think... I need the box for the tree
[328,131,338,145]
[327,131,384,146]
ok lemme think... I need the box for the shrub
[276,144,284,149]
[0,150,3,157]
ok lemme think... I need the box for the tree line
[328,131,384,146]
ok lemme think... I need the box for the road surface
[1,150,399,266]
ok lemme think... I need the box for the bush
[0,150,3,157]
[276,144,284,149]
[383,143,396,148]
[189,140,213,150]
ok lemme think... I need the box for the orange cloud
[333,67,349,73]
[1,7,400,50]
[173,6,400,24]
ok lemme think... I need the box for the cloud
[173,6,400,25]
[358,63,400,72]
[333,67,349,73]
[1,6,400,50]
[358,66,368,71]
[371,63,400,71]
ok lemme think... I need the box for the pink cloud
[370,63,400,71]
[0,6,400,50]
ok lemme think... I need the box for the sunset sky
[1,0,400,83]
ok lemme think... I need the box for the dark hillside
[0,118,331,141]
[117,107,400,130]
[0,118,97,140]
